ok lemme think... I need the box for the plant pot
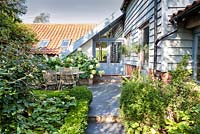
[78,78,93,85]
[88,79,93,85]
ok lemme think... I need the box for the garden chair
[70,67,80,82]
[58,69,76,90]
[42,70,58,90]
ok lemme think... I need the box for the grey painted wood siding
[159,0,194,71]
[124,0,195,72]
[111,21,124,39]
[124,0,162,68]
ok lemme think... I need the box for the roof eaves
[170,0,200,23]
[120,0,132,12]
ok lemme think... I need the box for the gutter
[153,0,158,74]
[153,20,178,75]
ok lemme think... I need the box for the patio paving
[86,82,125,134]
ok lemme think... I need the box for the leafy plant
[0,2,49,132]
[119,44,129,56]
[120,55,200,134]
[69,86,93,104]
[63,51,103,79]
[59,101,89,134]
[21,90,76,134]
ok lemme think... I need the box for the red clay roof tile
[171,0,200,21]
[26,24,96,55]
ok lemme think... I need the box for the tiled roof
[27,24,96,55]
[171,0,200,22]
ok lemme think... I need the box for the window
[61,39,70,47]
[96,42,107,63]
[38,40,49,48]
[141,25,149,67]
[110,42,121,63]
[196,37,200,81]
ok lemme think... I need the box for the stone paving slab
[88,83,121,116]
[86,122,125,134]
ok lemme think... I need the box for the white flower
[99,70,105,77]
[89,65,93,69]
[90,74,94,79]
[91,70,96,75]
[77,48,82,51]
[70,59,74,63]
[96,63,100,68]
[66,57,71,62]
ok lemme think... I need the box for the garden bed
[20,86,92,134]
[120,57,200,134]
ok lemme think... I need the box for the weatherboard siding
[159,0,194,72]
[124,0,195,72]
[124,0,162,69]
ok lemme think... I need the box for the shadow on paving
[86,83,125,134]
[88,83,121,116]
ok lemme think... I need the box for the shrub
[20,90,76,134]
[59,101,89,134]
[69,86,93,103]
[62,51,103,79]
[120,56,200,134]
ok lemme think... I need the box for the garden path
[86,80,125,134]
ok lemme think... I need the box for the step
[88,115,121,123]
[86,122,125,134]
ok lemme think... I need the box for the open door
[95,41,124,75]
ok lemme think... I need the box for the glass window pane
[110,42,121,63]
[142,25,149,66]
[197,37,200,81]
[96,42,107,63]
[61,39,70,47]
[38,40,49,48]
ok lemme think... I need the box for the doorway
[95,40,124,75]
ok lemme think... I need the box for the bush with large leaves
[0,1,47,133]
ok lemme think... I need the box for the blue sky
[21,0,123,24]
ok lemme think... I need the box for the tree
[33,12,50,23]
[0,0,47,133]
[0,0,27,22]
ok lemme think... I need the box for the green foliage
[63,51,102,79]
[7,86,92,134]
[0,2,49,133]
[120,56,200,134]
[69,86,93,103]
[59,101,89,134]
[20,90,76,134]
[46,56,63,70]
[119,45,129,56]
[0,0,27,22]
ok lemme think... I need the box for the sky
[21,0,124,24]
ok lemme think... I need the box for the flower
[91,70,96,74]
[89,65,93,69]
[77,48,82,51]
[90,74,94,79]
[96,63,100,68]
[99,70,105,77]
[70,59,74,63]
[66,57,71,62]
